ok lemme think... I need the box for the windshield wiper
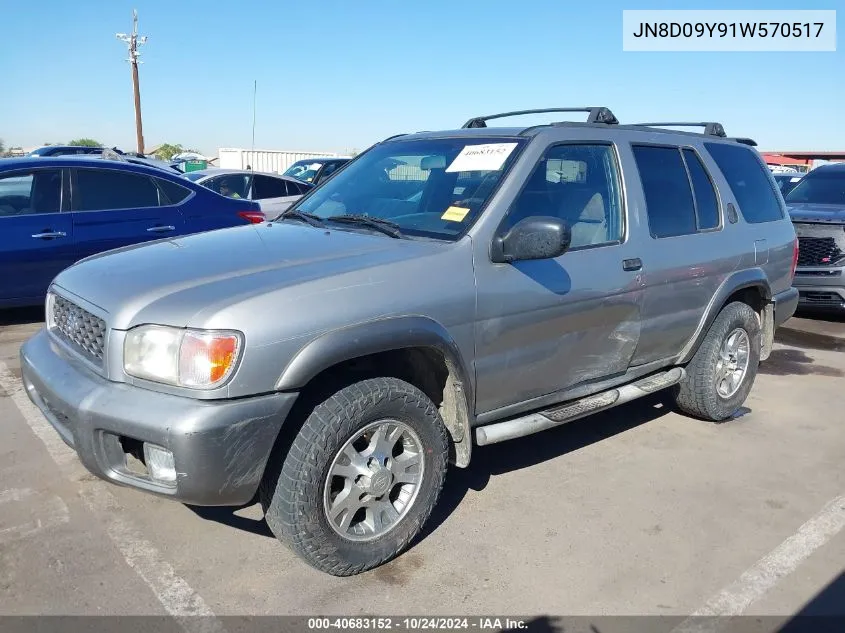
[325,214,404,239]
[276,209,325,227]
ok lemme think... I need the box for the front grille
[797,237,843,267]
[50,294,106,362]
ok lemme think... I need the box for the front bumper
[793,266,845,311]
[20,328,297,506]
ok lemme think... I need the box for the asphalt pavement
[1,307,843,630]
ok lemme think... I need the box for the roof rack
[633,122,727,138]
[462,107,618,129]
[732,137,758,147]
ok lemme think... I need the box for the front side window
[502,143,623,249]
[0,170,62,216]
[785,170,845,206]
[705,143,784,223]
[74,169,160,211]
[291,137,527,240]
[205,174,250,199]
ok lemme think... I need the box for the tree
[68,138,103,147]
[151,143,200,161]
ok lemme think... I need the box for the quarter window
[504,144,623,249]
[155,177,192,205]
[74,169,160,211]
[705,142,784,223]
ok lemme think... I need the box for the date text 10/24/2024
[307,618,528,630]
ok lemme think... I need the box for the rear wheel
[260,377,449,576]
[675,301,761,421]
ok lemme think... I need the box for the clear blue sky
[0,0,840,154]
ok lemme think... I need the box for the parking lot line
[672,493,845,632]
[0,361,226,633]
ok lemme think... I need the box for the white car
[184,169,312,217]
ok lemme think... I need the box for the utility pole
[116,10,148,155]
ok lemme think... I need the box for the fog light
[143,443,176,484]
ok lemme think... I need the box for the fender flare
[275,316,475,466]
[677,268,772,365]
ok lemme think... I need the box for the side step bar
[475,367,686,446]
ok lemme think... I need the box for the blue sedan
[0,156,264,307]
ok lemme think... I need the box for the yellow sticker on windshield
[441,206,470,222]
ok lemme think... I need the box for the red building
[761,151,845,171]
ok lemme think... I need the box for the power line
[116,9,148,154]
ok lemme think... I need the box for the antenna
[116,9,148,154]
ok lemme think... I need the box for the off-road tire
[260,377,449,576]
[675,301,761,421]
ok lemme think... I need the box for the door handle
[31,231,67,239]
[622,258,643,272]
[146,225,176,233]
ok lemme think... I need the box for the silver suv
[21,107,799,576]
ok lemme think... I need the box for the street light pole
[116,10,148,155]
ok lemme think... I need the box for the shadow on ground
[187,393,674,544]
[760,348,844,377]
[0,306,44,326]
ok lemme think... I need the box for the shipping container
[217,148,343,174]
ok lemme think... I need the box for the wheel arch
[677,268,772,365]
[275,316,475,467]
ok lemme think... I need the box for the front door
[0,168,75,303]
[473,142,644,415]
[70,167,186,260]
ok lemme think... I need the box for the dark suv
[21,107,799,576]
[785,162,845,311]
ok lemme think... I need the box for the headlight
[124,325,242,389]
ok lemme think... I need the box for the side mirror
[491,216,571,263]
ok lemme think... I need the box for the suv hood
[53,222,446,329]
[787,203,845,224]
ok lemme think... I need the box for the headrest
[420,155,446,171]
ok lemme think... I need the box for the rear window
[784,170,845,206]
[632,145,697,238]
[705,143,784,223]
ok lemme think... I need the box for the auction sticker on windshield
[446,143,518,173]
[441,206,470,222]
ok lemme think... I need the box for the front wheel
[260,377,449,576]
[674,301,761,421]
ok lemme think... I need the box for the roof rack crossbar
[462,107,618,129]
[634,122,727,138]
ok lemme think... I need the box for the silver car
[184,169,312,216]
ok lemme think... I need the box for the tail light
[237,211,265,224]
[790,237,799,279]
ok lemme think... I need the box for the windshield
[774,174,803,197]
[283,160,326,182]
[287,137,526,240]
[785,170,845,206]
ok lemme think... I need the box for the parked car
[282,157,350,185]
[184,169,312,216]
[28,145,122,158]
[0,156,262,307]
[773,172,805,197]
[785,162,845,311]
[21,107,798,576]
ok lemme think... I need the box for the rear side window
[632,145,697,238]
[705,143,783,223]
[74,169,160,211]
[252,175,289,199]
[155,177,192,205]
[682,149,720,230]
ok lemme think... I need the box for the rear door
[250,174,299,214]
[628,144,740,365]
[0,167,75,303]
[70,167,186,260]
